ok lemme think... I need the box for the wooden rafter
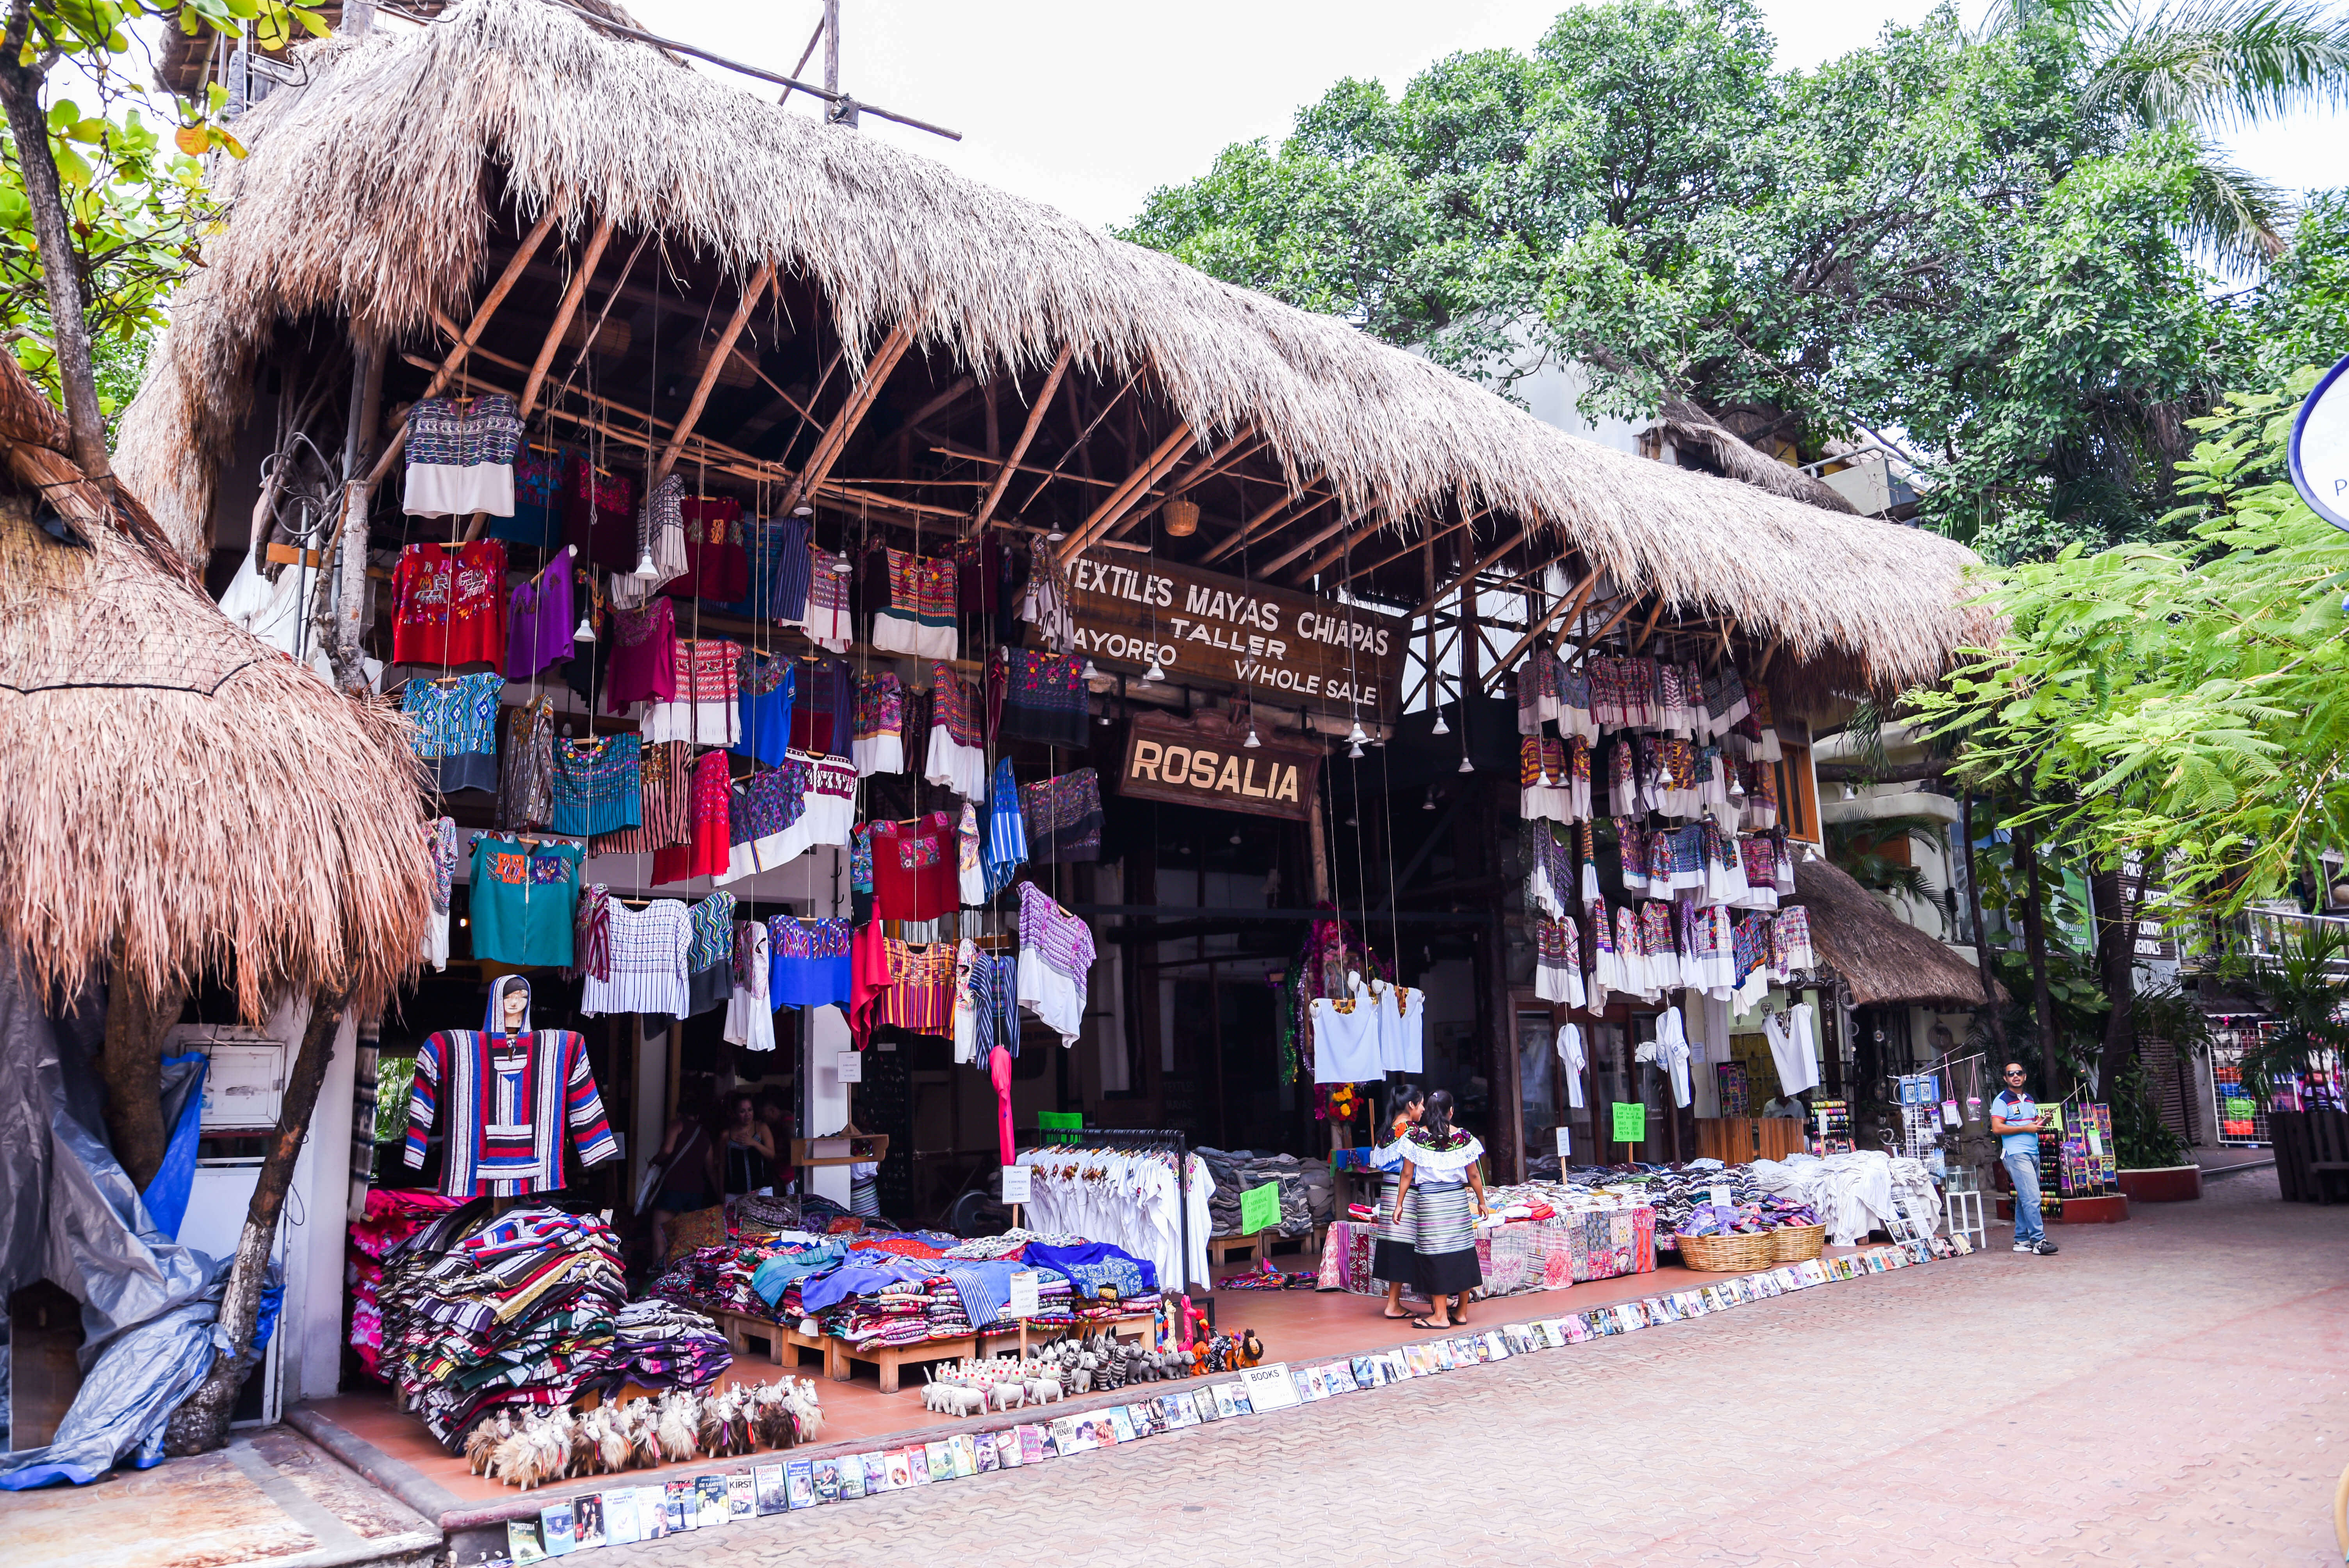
[652,259,777,488]
[1411,526,1529,620]
[972,343,1071,533]
[1258,504,1369,579]
[1058,422,1196,561]
[1631,596,1669,652]
[1201,489,1328,565]
[518,215,615,419]
[1568,595,1643,667]
[364,204,562,487]
[1342,507,1488,588]
[1480,566,1599,689]
[782,317,921,515]
[1106,424,1257,538]
[1018,365,1142,514]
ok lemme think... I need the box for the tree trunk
[163,989,347,1456]
[1960,794,2009,1055]
[99,950,184,1191]
[0,51,113,480]
[2091,864,2136,1098]
[2012,820,2059,1098]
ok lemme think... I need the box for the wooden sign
[1117,711,1322,821]
[1067,552,1403,718]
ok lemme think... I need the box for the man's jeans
[2004,1149,2044,1246]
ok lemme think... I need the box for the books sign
[1068,552,1403,718]
[1118,710,1324,823]
[2289,351,2349,532]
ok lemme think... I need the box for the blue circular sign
[2290,351,2349,533]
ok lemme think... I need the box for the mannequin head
[485,975,533,1036]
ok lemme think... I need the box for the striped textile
[874,941,957,1036]
[1410,1183,1482,1295]
[401,1030,618,1198]
[981,757,1027,898]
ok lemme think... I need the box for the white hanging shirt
[1372,981,1425,1074]
[1556,1023,1586,1108]
[1311,980,1385,1085]
[1764,1002,1823,1098]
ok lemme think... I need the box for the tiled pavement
[579,1167,2347,1567]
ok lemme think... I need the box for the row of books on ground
[500,1233,1961,1561]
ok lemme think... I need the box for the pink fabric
[991,1046,1015,1167]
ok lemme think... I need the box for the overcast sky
[633,0,2342,230]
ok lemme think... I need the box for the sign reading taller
[1067,552,1404,719]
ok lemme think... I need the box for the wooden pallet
[836,1334,979,1395]
[976,1311,1156,1360]
[708,1310,843,1380]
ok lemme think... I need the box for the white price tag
[998,1164,1032,1206]
[1554,1125,1572,1159]
[1007,1269,1039,1318]
[1709,1184,1734,1212]
[835,1051,863,1083]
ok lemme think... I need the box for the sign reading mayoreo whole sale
[1068,552,1403,718]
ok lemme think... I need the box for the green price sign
[1037,1110,1084,1145]
[2224,1097,2256,1119]
[1611,1102,1647,1144]
[1239,1181,1282,1234]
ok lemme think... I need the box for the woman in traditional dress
[1391,1090,1490,1330]
[1372,1083,1425,1320]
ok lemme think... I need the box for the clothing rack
[1084,1128,1197,1299]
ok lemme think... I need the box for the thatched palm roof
[1786,855,2003,1010]
[0,360,432,1017]
[118,0,1990,699]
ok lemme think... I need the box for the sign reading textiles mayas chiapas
[1068,552,1403,718]
[1117,711,1324,822]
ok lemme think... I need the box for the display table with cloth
[1316,1201,1655,1297]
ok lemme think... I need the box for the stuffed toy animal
[1237,1329,1265,1368]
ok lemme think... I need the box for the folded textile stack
[606,1298,734,1389]
[649,1239,790,1318]
[348,1188,467,1382]
[1197,1148,1316,1238]
[1747,1151,1936,1245]
[378,1205,632,1447]
[1593,1165,1764,1249]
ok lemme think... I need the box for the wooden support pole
[653,259,777,489]
[971,342,1071,533]
[782,317,921,515]
[364,204,563,488]
[1411,526,1528,620]
[519,215,615,419]
[1631,596,1668,652]
[1343,507,1489,587]
[1422,533,1440,720]
[1059,422,1196,562]
[1481,565,1599,689]
[1201,489,1328,565]
[1258,503,1370,579]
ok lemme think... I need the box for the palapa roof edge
[118,0,1991,699]
[1786,855,2005,1010]
[0,356,433,1017]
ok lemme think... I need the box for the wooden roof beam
[1480,567,1599,690]
[1058,422,1196,562]
[518,216,615,420]
[653,259,777,489]
[970,343,1072,534]
[1411,526,1529,620]
[1106,424,1258,539]
[782,317,921,515]
[1340,507,1488,588]
[1258,503,1370,579]
[1200,489,1328,565]
[1289,506,1395,584]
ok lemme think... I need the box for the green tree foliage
[1918,370,2349,915]
[1120,0,2347,561]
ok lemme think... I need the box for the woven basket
[1674,1229,1775,1272]
[1769,1222,1827,1262]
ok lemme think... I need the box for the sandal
[1381,1310,1412,1320]
[1410,1316,1451,1331]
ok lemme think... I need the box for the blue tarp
[138,1053,207,1240]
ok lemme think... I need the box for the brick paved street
[585,1171,2346,1568]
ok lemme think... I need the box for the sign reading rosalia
[1068,553,1402,718]
[1116,711,1324,822]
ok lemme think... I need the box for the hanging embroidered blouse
[1731,911,1772,1004]
[402,673,502,795]
[1517,652,1562,738]
[770,915,854,1008]
[1615,904,1650,999]
[1020,768,1103,862]
[652,748,732,886]
[1772,906,1816,976]
[608,475,688,608]
[497,698,557,830]
[1678,901,1733,998]
[1520,736,1577,825]
[998,649,1089,747]
[590,739,689,857]
[725,919,775,1051]
[1734,834,1781,910]
[580,897,693,1018]
[870,547,959,659]
[468,836,582,968]
[734,649,797,767]
[1015,881,1094,1047]
[552,732,643,837]
[851,670,906,777]
[684,891,737,1016]
[1618,818,1650,896]
[568,453,640,570]
[1020,544,1074,654]
[802,547,853,651]
[716,761,806,884]
[504,552,576,680]
[1701,666,1750,741]
[400,1028,617,1197]
[1608,737,1641,819]
[1702,818,1750,904]
[1639,900,1681,992]
[604,597,678,711]
[391,540,508,667]
[713,512,813,622]
[1587,903,1620,1009]
[788,654,852,758]
[1743,756,1780,831]
[488,444,565,548]
[403,393,523,518]
[870,811,959,922]
[1740,684,1783,763]
[784,751,857,860]
[958,801,985,906]
[872,940,957,1038]
[658,493,749,602]
[923,664,987,800]
[643,639,742,746]
[422,816,458,972]
[1656,660,1696,737]
[1535,918,1587,1009]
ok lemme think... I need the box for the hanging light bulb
[1082,659,1102,681]
[1430,706,1451,737]
[1243,724,1260,750]
[830,553,853,575]
[573,611,596,643]
[1344,806,1358,827]
[632,546,661,581]
[1346,720,1369,747]
[1045,524,1067,542]
[1458,753,1476,774]
[793,505,813,518]
[1230,828,1244,845]
[1143,652,1166,682]
[1423,786,1438,812]
[1348,738,1365,760]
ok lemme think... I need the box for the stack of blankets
[378,1203,729,1448]
[346,1188,467,1382]
[1197,1149,1324,1238]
